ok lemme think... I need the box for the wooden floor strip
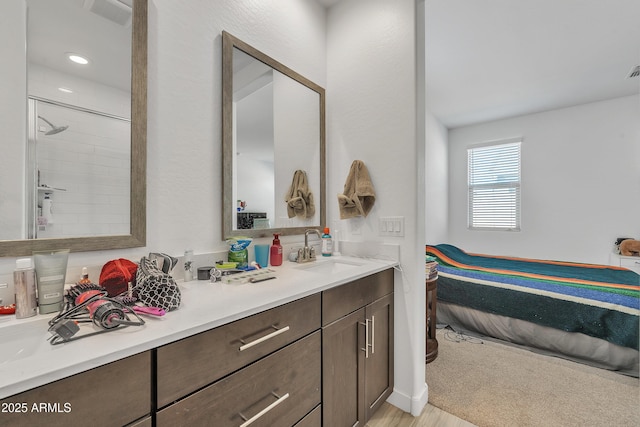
[366,402,476,427]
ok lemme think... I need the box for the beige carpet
[426,328,640,427]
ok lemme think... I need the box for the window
[467,139,521,231]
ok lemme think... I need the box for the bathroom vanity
[0,256,395,427]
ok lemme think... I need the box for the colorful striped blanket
[426,244,640,350]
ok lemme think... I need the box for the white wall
[425,111,448,244]
[273,71,322,228]
[0,0,327,300]
[0,0,429,417]
[0,1,27,240]
[327,0,427,415]
[447,95,640,264]
[236,155,274,223]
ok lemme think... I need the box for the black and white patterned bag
[134,256,181,311]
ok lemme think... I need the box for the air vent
[83,0,132,27]
[627,65,640,79]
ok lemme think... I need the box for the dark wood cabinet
[157,332,321,427]
[294,405,321,427]
[0,352,151,427]
[156,294,322,426]
[1,269,393,427]
[321,269,394,427]
[364,292,394,420]
[322,308,366,426]
[426,278,438,363]
[157,294,320,408]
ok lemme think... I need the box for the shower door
[27,98,131,239]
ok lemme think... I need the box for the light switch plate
[379,216,404,237]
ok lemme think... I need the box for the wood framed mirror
[0,0,147,256]
[222,31,326,238]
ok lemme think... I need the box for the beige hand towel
[338,160,376,219]
[285,170,316,219]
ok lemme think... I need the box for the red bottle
[270,233,283,266]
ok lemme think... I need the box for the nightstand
[610,253,640,275]
[426,277,438,363]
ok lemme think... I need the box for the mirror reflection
[0,0,146,255]
[26,98,131,240]
[223,32,326,238]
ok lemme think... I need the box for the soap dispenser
[270,233,283,266]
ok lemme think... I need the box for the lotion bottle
[270,233,283,266]
[322,227,333,257]
[14,258,37,319]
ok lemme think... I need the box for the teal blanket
[426,244,640,350]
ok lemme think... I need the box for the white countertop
[0,255,397,399]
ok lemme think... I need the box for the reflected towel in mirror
[285,170,316,219]
[338,160,376,219]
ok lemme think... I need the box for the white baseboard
[387,382,429,417]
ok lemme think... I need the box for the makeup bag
[134,255,181,311]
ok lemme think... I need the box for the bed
[426,244,640,376]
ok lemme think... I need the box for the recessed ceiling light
[67,54,89,65]
[58,87,73,93]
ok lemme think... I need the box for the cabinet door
[364,293,394,420]
[322,308,366,427]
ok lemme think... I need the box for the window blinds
[467,141,521,230]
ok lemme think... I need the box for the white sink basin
[0,318,52,365]
[295,258,365,274]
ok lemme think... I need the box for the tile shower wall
[36,104,130,238]
[30,65,131,239]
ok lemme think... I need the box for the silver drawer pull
[370,315,375,354]
[360,319,370,358]
[238,392,290,427]
[239,325,290,352]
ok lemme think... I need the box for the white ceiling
[27,0,132,92]
[29,0,639,128]
[425,0,640,128]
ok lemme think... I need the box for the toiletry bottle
[14,258,37,319]
[184,250,194,282]
[42,194,54,224]
[270,233,283,266]
[322,227,333,257]
[78,267,92,285]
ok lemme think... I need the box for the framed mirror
[222,31,326,238]
[0,0,146,256]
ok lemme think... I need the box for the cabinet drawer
[0,351,150,427]
[323,269,393,325]
[127,416,152,427]
[157,331,321,427]
[157,293,321,407]
[294,405,321,427]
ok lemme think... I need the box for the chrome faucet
[297,229,322,263]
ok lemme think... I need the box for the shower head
[38,115,69,135]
